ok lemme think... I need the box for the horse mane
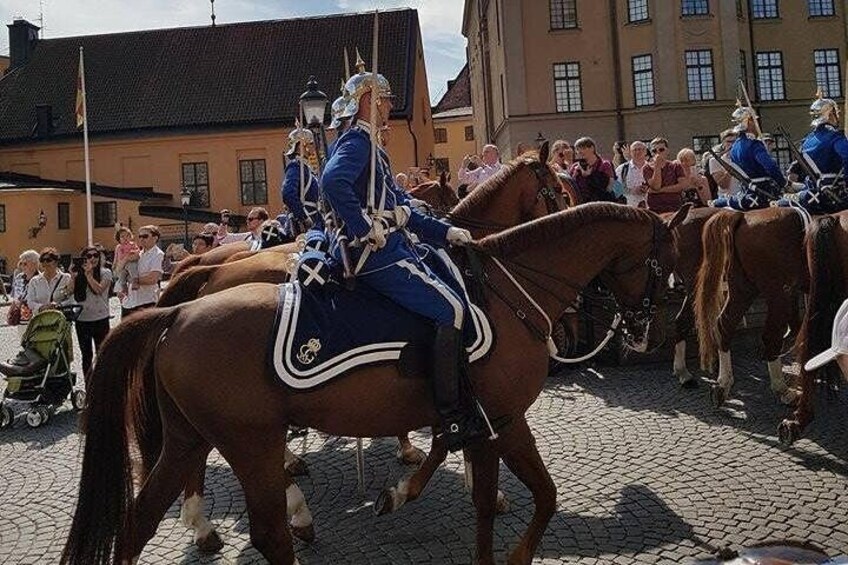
[476,202,653,258]
[450,157,533,217]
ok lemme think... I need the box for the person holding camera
[458,144,502,190]
[642,137,688,214]
[26,247,73,315]
[569,137,616,203]
[67,246,112,378]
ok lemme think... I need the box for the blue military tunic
[712,134,785,211]
[322,121,465,329]
[281,158,323,233]
[777,123,848,213]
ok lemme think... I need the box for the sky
[0,0,467,103]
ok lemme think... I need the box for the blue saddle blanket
[271,249,493,390]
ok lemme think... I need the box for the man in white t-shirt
[458,144,503,190]
[216,207,268,249]
[615,140,649,207]
[121,224,164,318]
[708,129,742,198]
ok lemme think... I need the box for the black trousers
[74,317,111,379]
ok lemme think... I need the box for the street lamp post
[299,76,329,168]
[180,185,191,249]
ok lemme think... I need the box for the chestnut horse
[407,173,460,213]
[664,206,724,386]
[695,207,809,407]
[150,149,571,551]
[779,210,848,444]
[62,204,684,565]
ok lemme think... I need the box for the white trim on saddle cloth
[272,252,493,390]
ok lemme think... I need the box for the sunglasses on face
[138,233,151,239]
[654,147,667,153]
[39,255,58,263]
[85,252,99,259]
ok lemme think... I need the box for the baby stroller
[0,305,86,429]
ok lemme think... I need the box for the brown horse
[62,204,685,565]
[151,149,571,551]
[779,210,848,444]
[665,206,724,386]
[695,207,809,407]
[407,173,460,213]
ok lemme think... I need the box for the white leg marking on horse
[673,340,694,384]
[768,359,798,404]
[286,484,313,529]
[718,350,734,392]
[463,452,473,492]
[388,478,410,510]
[181,493,213,539]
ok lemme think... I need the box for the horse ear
[665,203,692,231]
[539,141,550,164]
[440,170,447,187]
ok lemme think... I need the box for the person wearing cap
[281,126,323,237]
[777,90,848,214]
[804,298,848,380]
[321,59,487,452]
[710,104,787,211]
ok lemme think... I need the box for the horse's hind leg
[713,277,757,405]
[500,417,556,565]
[224,435,301,564]
[466,443,501,565]
[762,293,800,404]
[376,435,449,515]
[180,451,225,553]
[673,293,696,386]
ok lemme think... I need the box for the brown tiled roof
[433,63,470,114]
[0,9,419,145]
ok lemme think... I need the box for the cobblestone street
[1,302,847,564]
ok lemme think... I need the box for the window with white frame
[681,0,709,16]
[692,136,720,157]
[628,0,649,22]
[550,0,577,29]
[772,135,792,173]
[686,50,715,101]
[553,62,582,112]
[752,0,779,18]
[632,55,655,107]
[757,51,785,101]
[808,0,834,17]
[814,49,841,98]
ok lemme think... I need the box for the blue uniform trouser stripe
[361,260,465,330]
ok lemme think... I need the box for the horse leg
[376,435,448,515]
[762,295,799,405]
[711,283,756,407]
[673,293,696,387]
[284,446,309,477]
[466,444,500,565]
[180,449,225,553]
[396,433,427,465]
[224,437,301,565]
[500,417,556,565]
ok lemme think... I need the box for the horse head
[407,176,458,213]
[598,204,690,354]
[448,146,570,238]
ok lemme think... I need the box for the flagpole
[79,46,93,246]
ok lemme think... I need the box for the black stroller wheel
[0,405,13,430]
[71,389,87,411]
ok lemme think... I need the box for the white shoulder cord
[489,257,621,364]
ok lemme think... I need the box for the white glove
[446,227,472,246]
[365,221,387,250]
[393,205,411,228]
[408,199,430,214]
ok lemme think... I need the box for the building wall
[432,113,477,180]
[465,0,847,159]
[0,115,429,263]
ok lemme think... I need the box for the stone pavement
[1,301,847,564]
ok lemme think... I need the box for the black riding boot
[433,326,487,452]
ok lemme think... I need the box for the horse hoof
[709,384,726,408]
[397,445,426,466]
[286,457,309,477]
[291,523,315,543]
[777,388,800,406]
[495,490,509,514]
[778,420,800,446]
[680,376,699,389]
[374,488,396,516]
[196,530,224,554]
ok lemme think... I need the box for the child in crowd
[113,226,139,300]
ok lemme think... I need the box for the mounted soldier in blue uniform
[281,125,323,237]
[321,63,487,452]
[711,104,787,211]
[777,90,848,214]
[327,85,351,160]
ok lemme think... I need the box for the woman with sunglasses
[26,247,73,315]
[67,246,113,378]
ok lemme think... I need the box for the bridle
[447,160,565,233]
[469,216,667,361]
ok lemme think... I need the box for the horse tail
[62,307,178,565]
[799,215,845,393]
[695,211,743,370]
[157,265,215,307]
